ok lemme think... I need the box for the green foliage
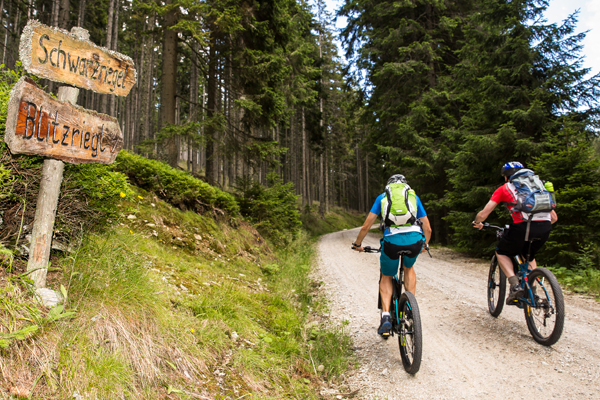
[235,173,301,244]
[308,323,354,380]
[0,62,25,137]
[268,231,355,379]
[65,163,134,218]
[0,164,15,200]
[114,151,239,215]
[548,265,600,296]
[533,141,600,267]
[0,278,75,350]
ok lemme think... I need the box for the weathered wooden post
[4,21,136,295]
[28,29,88,288]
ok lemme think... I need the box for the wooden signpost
[5,77,123,164]
[3,22,136,292]
[19,20,136,96]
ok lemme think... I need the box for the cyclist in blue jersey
[352,174,432,336]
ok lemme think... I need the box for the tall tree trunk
[101,0,115,115]
[143,18,156,154]
[0,0,5,66]
[302,108,307,207]
[205,33,218,183]
[319,153,324,217]
[58,0,70,29]
[365,153,369,212]
[160,0,179,167]
[108,0,120,116]
[311,151,315,206]
[356,144,363,211]
[77,0,87,27]
[51,0,59,27]
[325,147,329,213]
[189,41,198,173]
[7,0,21,70]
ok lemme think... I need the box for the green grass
[546,266,600,298]
[0,190,355,399]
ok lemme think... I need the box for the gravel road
[316,227,600,400]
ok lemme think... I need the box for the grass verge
[0,190,355,399]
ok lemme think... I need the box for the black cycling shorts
[496,221,552,261]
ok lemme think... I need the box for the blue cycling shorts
[379,232,424,277]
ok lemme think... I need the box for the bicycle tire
[524,267,564,346]
[397,291,422,374]
[487,255,506,317]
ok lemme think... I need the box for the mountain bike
[361,245,429,374]
[481,223,564,346]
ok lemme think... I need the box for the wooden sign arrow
[19,20,136,96]
[5,77,123,164]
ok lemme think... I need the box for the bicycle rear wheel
[524,268,564,346]
[397,292,422,374]
[487,255,506,317]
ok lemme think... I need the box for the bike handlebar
[352,244,432,258]
[473,222,506,238]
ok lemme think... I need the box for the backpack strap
[405,188,416,225]
[383,186,393,229]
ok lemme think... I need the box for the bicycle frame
[483,223,553,309]
[391,258,406,335]
[513,254,553,310]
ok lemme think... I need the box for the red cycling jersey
[490,183,551,223]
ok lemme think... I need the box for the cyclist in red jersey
[472,162,558,304]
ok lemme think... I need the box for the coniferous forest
[1,0,599,268]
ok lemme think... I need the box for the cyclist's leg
[396,232,424,294]
[403,265,416,294]
[379,275,394,312]
[380,237,400,313]
[496,253,516,278]
[496,222,525,278]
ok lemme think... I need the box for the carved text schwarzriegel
[20,20,136,96]
[36,35,130,93]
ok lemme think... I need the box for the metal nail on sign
[19,20,136,96]
[5,77,123,164]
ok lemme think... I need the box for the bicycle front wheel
[397,292,422,375]
[488,255,506,317]
[524,267,565,346]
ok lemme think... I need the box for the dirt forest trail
[316,227,600,400]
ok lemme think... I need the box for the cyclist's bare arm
[353,212,378,252]
[551,210,558,224]
[473,200,498,229]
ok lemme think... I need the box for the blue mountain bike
[362,245,425,374]
[482,223,564,346]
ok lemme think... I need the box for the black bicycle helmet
[500,161,524,178]
[387,174,407,184]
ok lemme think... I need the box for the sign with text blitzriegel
[5,77,123,164]
[19,20,136,96]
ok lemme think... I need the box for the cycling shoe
[506,284,525,305]
[378,315,392,337]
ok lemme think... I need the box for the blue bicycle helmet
[387,174,407,184]
[501,161,524,177]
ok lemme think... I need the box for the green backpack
[381,182,418,229]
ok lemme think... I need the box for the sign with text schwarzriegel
[19,20,136,96]
[5,77,123,164]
